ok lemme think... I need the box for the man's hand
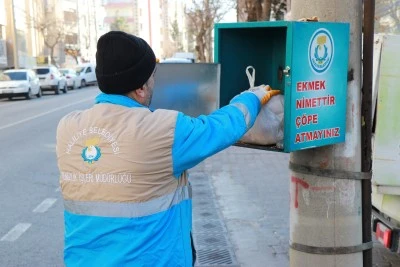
[248,85,281,105]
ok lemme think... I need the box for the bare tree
[375,0,400,33]
[237,0,286,21]
[186,0,235,62]
[110,16,129,32]
[271,0,287,20]
[29,15,67,66]
[247,0,271,21]
[64,41,80,64]
[171,17,184,52]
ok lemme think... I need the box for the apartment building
[1,0,105,69]
[61,0,79,66]
[0,0,6,69]
[1,0,194,69]
[76,0,105,64]
[3,0,45,69]
[139,0,189,59]
[103,0,139,34]
[45,0,104,66]
[102,0,190,59]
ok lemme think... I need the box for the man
[56,31,280,267]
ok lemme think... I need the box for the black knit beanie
[95,31,156,94]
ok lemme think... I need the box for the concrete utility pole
[5,0,19,69]
[289,1,368,267]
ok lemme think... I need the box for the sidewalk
[190,146,400,267]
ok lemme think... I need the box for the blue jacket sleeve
[172,92,261,177]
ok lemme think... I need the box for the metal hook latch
[283,66,291,77]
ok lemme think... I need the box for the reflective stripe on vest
[64,185,192,218]
[231,102,251,129]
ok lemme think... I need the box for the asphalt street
[0,87,98,267]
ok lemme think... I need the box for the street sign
[289,23,349,151]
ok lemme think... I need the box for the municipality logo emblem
[309,28,334,74]
[81,137,102,164]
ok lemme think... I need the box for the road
[0,87,99,267]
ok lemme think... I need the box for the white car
[160,58,193,63]
[0,69,41,100]
[75,64,97,87]
[60,68,80,89]
[33,66,68,95]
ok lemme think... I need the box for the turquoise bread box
[214,21,350,152]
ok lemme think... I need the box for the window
[64,10,77,24]
[76,67,84,74]
[86,67,92,73]
[60,69,68,75]
[34,68,50,75]
[0,72,10,81]
[65,34,78,45]
[3,72,27,81]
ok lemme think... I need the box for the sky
[222,9,237,22]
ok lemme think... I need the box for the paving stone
[190,146,400,267]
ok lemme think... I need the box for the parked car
[172,52,195,62]
[160,58,193,63]
[75,63,97,87]
[0,69,41,100]
[33,65,68,94]
[60,68,80,89]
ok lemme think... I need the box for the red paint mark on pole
[291,176,309,208]
[310,186,335,191]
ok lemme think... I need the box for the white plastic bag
[239,66,285,146]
